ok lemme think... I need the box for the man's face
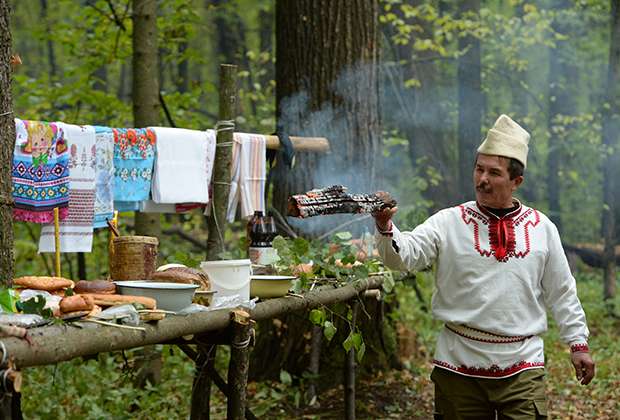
[473,154,523,208]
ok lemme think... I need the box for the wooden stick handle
[53,207,61,277]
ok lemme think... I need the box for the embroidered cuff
[570,343,589,353]
[376,220,393,236]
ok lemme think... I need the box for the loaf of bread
[14,276,74,291]
[74,280,116,295]
[152,266,210,291]
[60,295,94,313]
[80,293,157,309]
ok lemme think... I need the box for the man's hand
[571,352,595,385]
[373,191,398,231]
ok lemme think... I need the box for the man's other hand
[571,351,595,385]
[373,191,397,231]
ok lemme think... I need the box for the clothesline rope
[0,110,13,117]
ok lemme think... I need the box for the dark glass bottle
[249,211,278,265]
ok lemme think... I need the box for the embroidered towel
[226,132,266,221]
[150,127,216,204]
[39,124,97,252]
[92,126,115,228]
[12,119,70,223]
[113,128,156,202]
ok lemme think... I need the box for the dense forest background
[3,0,620,418]
[9,0,618,251]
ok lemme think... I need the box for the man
[373,115,595,419]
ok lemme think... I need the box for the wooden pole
[206,64,237,261]
[264,135,329,152]
[344,300,359,420]
[227,309,253,420]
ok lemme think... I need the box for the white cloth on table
[150,127,216,204]
[226,132,266,222]
[39,123,97,253]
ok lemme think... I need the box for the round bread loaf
[74,280,116,295]
[151,267,210,291]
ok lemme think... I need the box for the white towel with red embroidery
[150,127,216,204]
[376,200,590,378]
[226,132,266,221]
[39,123,97,253]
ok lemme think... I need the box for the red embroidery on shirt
[570,343,589,353]
[433,359,545,378]
[459,204,541,262]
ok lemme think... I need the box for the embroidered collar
[475,198,522,220]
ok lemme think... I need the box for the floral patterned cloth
[12,119,70,223]
[92,126,115,228]
[39,124,97,252]
[112,128,156,202]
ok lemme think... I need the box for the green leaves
[343,331,366,363]
[309,309,326,326]
[309,309,338,342]
[323,321,337,342]
[0,288,18,313]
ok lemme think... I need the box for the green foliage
[0,288,18,312]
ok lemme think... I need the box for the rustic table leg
[227,310,253,420]
[190,344,217,420]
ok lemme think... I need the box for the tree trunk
[132,0,162,388]
[272,0,381,217]
[602,0,620,301]
[547,0,577,234]
[40,0,57,79]
[0,0,15,286]
[0,4,20,417]
[457,0,482,203]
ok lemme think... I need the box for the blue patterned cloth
[112,128,156,202]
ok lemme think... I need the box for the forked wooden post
[206,63,237,261]
[190,344,218,420]
[227,309,253,420]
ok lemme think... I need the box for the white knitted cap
[477,114,530,168]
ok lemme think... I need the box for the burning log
[287,185,396,218]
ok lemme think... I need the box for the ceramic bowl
[249,275,296,299]
[114,281,198,312]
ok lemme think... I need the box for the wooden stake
[344,300,359,420]
[53,207,61,277]
[227,309,253,420]
[190,344,217,420]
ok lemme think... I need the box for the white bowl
[114,281,199,311]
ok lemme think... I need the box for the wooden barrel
[109,236,159,280]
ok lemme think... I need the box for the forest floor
[20,271,620,419]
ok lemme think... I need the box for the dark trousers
[431,367,548,419]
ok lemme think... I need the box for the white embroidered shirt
[376,200,590,378]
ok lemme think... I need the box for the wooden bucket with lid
[109,236,159,280]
